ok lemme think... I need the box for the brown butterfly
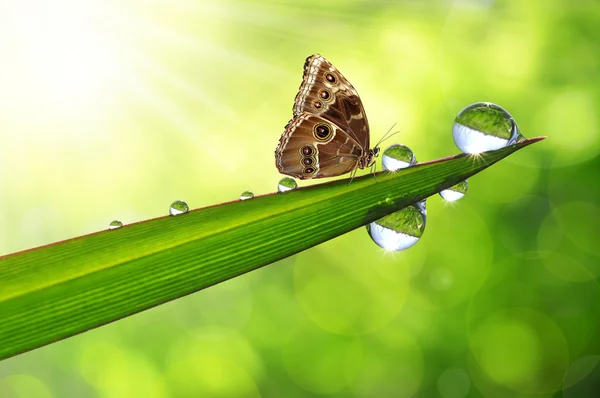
[275,54,380,180]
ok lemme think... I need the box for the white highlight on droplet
[452,123,510,154]
[440,189,465,202]
[367,224,420,251]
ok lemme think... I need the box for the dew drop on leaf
[277,177,298,192]
[367,201,427,251]
[382,144,417,171]
[108,220,123,230]
[240,191,254,200]
[440,180,468,202]
[169,200,189,216]
[452,102,525,154]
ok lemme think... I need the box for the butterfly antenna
[376,123,396,146]
[375,123,401,148]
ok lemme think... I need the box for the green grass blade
[0,137,544,360]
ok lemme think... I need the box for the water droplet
[108,220,123,230]
[440,180,468,202]
[382,144,417,171]
[452,102,524,154]
[367,203,426,251]
[277,177,298,192]
[240,191,254,200]
[416,199,427,215]
[169,200,189,216]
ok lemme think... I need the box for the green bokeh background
[1,0,599,397]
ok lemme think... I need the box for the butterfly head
[373,146,381,159]
[359,147,380,169]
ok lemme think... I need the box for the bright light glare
[0,0,123,121]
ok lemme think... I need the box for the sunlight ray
[124,74,233,171]
[100,2,292,82]
[128,50,238,121]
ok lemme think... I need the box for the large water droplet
[452,102,524,154]
[278,177,298,192]
[240,191,254,200]
[382,144,417,171]
[169,200,189,216]
[108,220,123,230]
[440,180,468,202]
[367,203,426,251]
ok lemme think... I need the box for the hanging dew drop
[415,199,427,216]
[367,203,426,251]
[240,191,254,200]
[382,144,417,171]
[452,102,525,154]
[277,177,298,192]
[108,220,123,230]
[169,200,189,216]
[440,180,468,202]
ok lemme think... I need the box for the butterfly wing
[275,54,370,179]
[292,54,370,151]
[275,113,364,179]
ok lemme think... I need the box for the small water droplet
[278,177,298,192]
[452,102,525,154]
[108,220,123,229]
[382,144,417,171]
[169,200,189,216]
[440,180,468,202]
[367,203,426,251]
[415,199,427,216]
[240,191,254,200]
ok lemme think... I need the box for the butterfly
[275,54,380,180]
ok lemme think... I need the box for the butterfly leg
[370,162,378,184]
[347,168,358,186]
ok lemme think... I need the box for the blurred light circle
[408,204,492,310]
[166,330,261,398]
[241,258,304,348]
[469,308,569,394]
[0,375,52,398]
[167,355,260,398]
[536,205,565,254]
[562,355,600,391]
[170,276,253,330]
[438,1,538,99]
[167,327,263,381]
[467,152,540,204]
[537,202,600,280]
[437,368,471,398]
[499,195,554,255]
[551,202,600,258]
[345,330,423,398]
[429,267,454,291]
[79,341,166,397]
[546,158,600,206]
[534,90,600,168]
[282,322,355,394]
[467,253,600,360]
[541,251,595,283]
[294,229,413,335]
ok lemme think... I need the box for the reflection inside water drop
[278,177,298,192]
[382,144,417,171]
[108,220,123,230]
[367,201,426,251]
[452,102,525,154]
[440,180,468,202]
[169,200,189,216]
[240,191,254,200]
